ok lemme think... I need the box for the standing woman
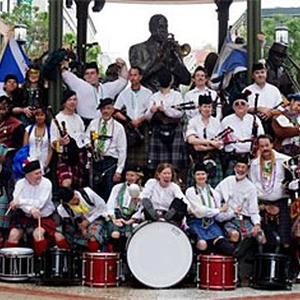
[146,69,187,177]
[185,162,233,255]
[139,163,189,226]
[23,107,52,175]
[50,90,86,188]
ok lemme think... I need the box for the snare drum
[83,252,120,287]
[251,253,292,290]
[126,221,193,288]
[197,254,237,290]
[0,247,34,281]
[40,248,82,285]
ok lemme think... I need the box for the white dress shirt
[85,117,127,174]
[50,111,86,148]
[114,86,152,120]
[145,89,183,120]
[57,187,107,223]
[62,71,127,119]
[186,115,221,140]
[249,150,290,201]
[243,83,282,110]
[15,177,55,218]
[221,113,264,153]
[107,182,140,219]
[139,178,188,212]
[184,87,221,121]
[185,185,221,219]
[215,175,261,225]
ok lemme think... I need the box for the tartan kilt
[187,218,224,241]
[188,155,223,188]
[0,187,10,229]
[107,221,133,237]
[56,218,106,247]
[224,218,253,239]
[148,123,188,171]
[57,151,86,188]
[126,123,149,168]
[11,210,58,237]
[260,198,291,245]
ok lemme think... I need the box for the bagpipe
[113,107,145,148]
[47,106,80,166]
[88,130,112,163]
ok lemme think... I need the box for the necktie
[97,121,108,153]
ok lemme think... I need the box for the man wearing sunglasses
[221,92,264,176]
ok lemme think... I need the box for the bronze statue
[266,42,295,96]
[129,14,191,92]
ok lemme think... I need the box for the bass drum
[126,221,193,288]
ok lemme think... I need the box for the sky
[91,0,299,64]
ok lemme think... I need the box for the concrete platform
[1,281,300,300]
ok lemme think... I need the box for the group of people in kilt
[0,46,300,285]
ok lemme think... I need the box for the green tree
[0,3,48,58]
[262,14,300,65]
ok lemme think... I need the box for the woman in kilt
[185,162,233,255]
[145,69,187,176]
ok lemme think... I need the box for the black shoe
[142,198,159,221]
[164,208,177,222]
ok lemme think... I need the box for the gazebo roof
[106,0,244,4]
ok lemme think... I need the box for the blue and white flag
[211,43,247,90]
[0,36,30,84]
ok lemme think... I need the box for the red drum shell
[197,254,237,290]
[83,252,120,288]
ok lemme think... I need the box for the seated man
[55,186,107,252]
[215,157,262,244]
[6,160,56,257]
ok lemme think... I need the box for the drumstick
[38,216,41,240]
[4,207,11,216]
[5,186,26,216]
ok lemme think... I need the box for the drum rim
[0,247,34,255]
[126,221,193,288]
[84,252,120,258]
[255,253,289,259]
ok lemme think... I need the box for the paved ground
[1,281,300,300]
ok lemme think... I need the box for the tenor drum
[0,247,34,281]
[83,252,120,287]
[197,254,237,290]
[251,253,292,290]
[40,248,82,285]
[126,221,193,288]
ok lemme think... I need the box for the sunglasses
[29,69,40,75]
[234,101,247,107]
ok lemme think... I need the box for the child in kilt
[106,165,142,252]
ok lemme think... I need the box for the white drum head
[0,247,34,256]
[127,221,192,288]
